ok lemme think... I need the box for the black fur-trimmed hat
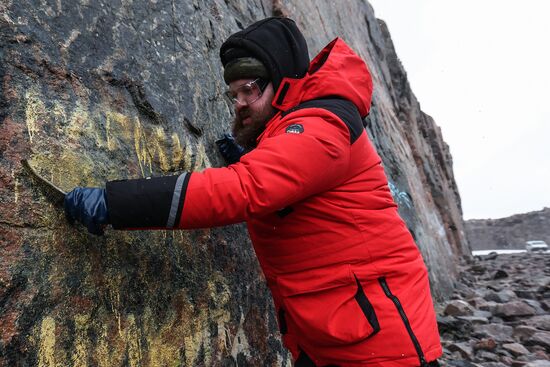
[220,17,309,92]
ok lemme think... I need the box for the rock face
[0,0,468,365]
[466,207,550,250]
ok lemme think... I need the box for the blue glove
[64,187,110,235]
[215,133,246,164]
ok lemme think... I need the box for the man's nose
[235,101,248,113]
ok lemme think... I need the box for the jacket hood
[272,38,373,118]
[220,17,310,92]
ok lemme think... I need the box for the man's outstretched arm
[65,114,352,234]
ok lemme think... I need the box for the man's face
[229,78,276,150]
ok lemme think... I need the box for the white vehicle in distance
[525,240,549,253]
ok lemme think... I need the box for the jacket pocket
[277,264,380,346]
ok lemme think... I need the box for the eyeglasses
[224,78,268,106]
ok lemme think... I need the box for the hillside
[466,208,550,250]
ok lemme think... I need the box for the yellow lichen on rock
[133,119,152,176]
[132,118,199,175]
[72,314,91,367]
[126,314,143,367]
[193,141,212,170]
[28,147,97,191]
[24,86,206,182]
[67,103,105,148]
[51,102,67,133]
[105,111,132,151]
[183,137,193,172]
[152,126,172,173]
[25,87,46,144]
[12,168,19,204]
[143,306,185,367]
[183,309,213,367]
[95,324,112,367]
[171,133,184,171]
[38,316,56,367]
[207,273,232,354]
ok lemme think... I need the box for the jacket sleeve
[106,114,351,230]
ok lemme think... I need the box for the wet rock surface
[438,253,550,366]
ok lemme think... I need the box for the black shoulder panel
[281,98,365,144]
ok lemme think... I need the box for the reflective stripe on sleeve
[166,173,188,229]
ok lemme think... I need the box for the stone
[485,252,499,260]
[437,315,472,336]
[515,290,538,299]
[456,315,490,325]
[500,356,515,365]
[473,323,514,342]
[494,301,537,318]
[474,338,497,351]
[475,350,499,361]
[457,283,481,299]
[523,299,545,315]
[448,342,474,359]
[484,290,501,303]
[497,289,517,302]
[451,351,465,360]
[491,316,505,324]
[469,264,488,275]
[513,325,539,341]
[533,276,550,288]
[447,359,482,367]
[526,315,550,331]
[533,350,549,360]
[479,301,499,313]
[473,310,493,319]
[486,289,516,303]
[445,300,475,316]
[493,269,509,279]
[502,343,530,356]
[525,361,550,367]
[468,297,489,308]
[526,332,550,350]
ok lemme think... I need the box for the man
[65,17,442,367]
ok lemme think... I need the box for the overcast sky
[367,0,550,220]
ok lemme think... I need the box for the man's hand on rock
[216,133,245,165]
[64,187,110,236]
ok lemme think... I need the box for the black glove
[64,187,110,235]
[215,133,245,164]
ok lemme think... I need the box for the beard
[231,105,276,150]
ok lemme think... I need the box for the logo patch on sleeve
[285,124,304,134]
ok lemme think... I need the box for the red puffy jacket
[107,38,442,366]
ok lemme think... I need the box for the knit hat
[223,56,269,84]
[220,17,309,92]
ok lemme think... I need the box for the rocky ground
[437,252,550,366]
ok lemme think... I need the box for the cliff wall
[466,207,550,250]
[1,0,468,365]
